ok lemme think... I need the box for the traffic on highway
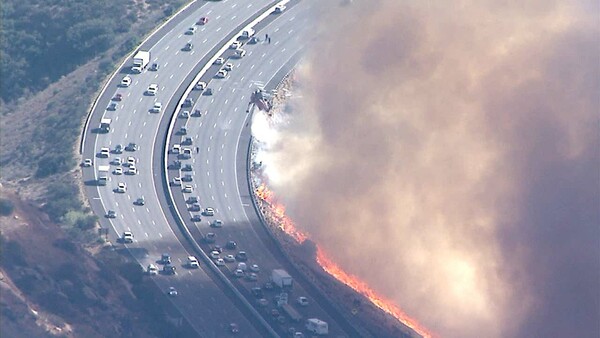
[81,0,361,336]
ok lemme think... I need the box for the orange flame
[255,183,308,243]
[254,183,433,338]
[316,247,434,338]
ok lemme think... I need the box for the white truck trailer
[306,318,329,335]
[272,269,293,288]
[132,50,151,73]
[97,165,110,186]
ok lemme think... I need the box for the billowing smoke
[253,1,599,337]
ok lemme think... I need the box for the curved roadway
[82,1,278,336]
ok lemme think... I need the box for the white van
[240,28,255,39]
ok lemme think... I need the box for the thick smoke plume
[253,1,599,337]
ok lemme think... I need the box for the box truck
[272,269,293,288]
[132,50,151,73]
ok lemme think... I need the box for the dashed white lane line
[275,27,280,33]
[250,64,255,70]
[211,196,215,201]
[234,107,238,112]
[218,111,222,116]
[216,15,221,19]
[216,27,222,32]
[203,38,208,44]
[175,50,180,55]
[165,46,170,51]
[145,232,149,237]
[231,15,237,20]
[221,181,225,186]
[247,3,252,8]
[164,61,169,67]
[179,62,184,68]
[231,3,237,8]
[170,74,174,79]
[225,99,228,104]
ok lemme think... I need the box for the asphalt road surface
[81,1,279,336]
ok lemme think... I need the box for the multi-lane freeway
[81,0,362,337]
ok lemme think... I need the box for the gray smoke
[255,1,599,337]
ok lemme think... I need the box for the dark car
[182,164,193,171]
[203,88,213,96]
[210,244,223,253]
[125,142,138,151]
[186,196,198,204]
[183,42,193,51]
[105,210,117,218]
[112,93,122,101]
[160,253,171,265]
[182,97,194,107]
[150,63,159,71]
[188,204,201,212]
[251,287,263,298]
[181,137,193,145]
[191,214,202,222]
[235,251,248,262]
[134,197,145,206]
[114,144,123,154]
[204,232,216,243]
[197,16,208,25]
[248,36,260,44]
[226,240,237,250]
[163,264,176,275]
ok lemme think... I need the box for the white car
[167,287,178,297]
[116,182,127,193]
[273,4,286,13]
[131,66,142,74]
[151,102,162,113]
[122,231,134,243]
[187,256,200,268]
[100,147,110,158]
[83,158,93,167]
[224,63,234,71]
[127,166,138,175]
[180,110,190,118]
[297,297,309,306]
[147,264,158,276]
[215,258,225,266]
[194,81,207,90]
[250,264,260,273]
[233,269,244,278]
[203,207,215,216]
[216,69,228,78]
[172,177,182,186]
[185,26,197,35]
[209,251,220,259]
[111,157,122,166]
[234,49,246,58]
[146,83,158,95]
[210,219,223,228]
[127,156,136,167]
[113,167,123,175]
[230,41,241,49]
[213,57,225,65]
[183,185,193,193]
[224,254,235,263]
[121,76,132,87]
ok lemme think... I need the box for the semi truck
[132,50,151,73]
[272,269,293,288]
[306,318,329,335]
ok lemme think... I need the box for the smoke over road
[253,1,599,337]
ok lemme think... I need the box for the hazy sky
[253,1,599,337]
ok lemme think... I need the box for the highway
[81,1,279,336]
[82,0,363,336]
[164,2,362,337]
